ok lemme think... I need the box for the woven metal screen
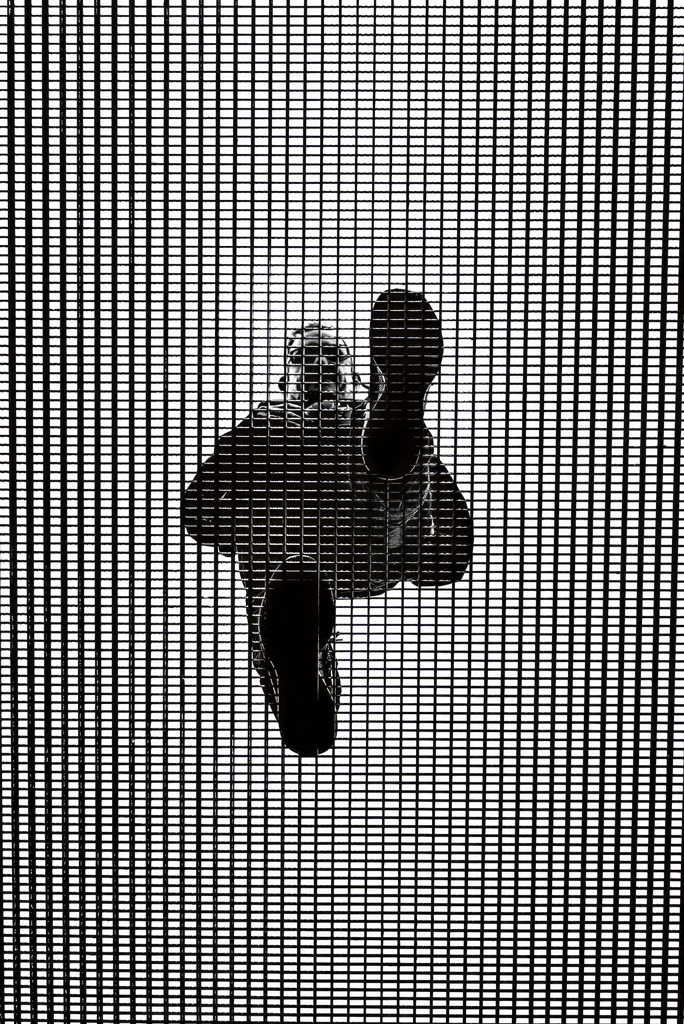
[3,0,683,1020]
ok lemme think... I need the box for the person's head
[279,322,360,408]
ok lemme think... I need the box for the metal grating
[2,0,683,1020]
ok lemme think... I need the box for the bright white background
[1,1,683,1020]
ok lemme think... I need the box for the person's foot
[362,290,443,479]
[258,556,339,756]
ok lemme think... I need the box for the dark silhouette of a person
[183,290,472,755]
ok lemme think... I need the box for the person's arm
[182,428,238,553]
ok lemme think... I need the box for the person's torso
[228,400,361,507]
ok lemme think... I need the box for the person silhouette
[183,289,472,756]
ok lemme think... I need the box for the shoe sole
[363,289,443,479]
[259,558,337,756]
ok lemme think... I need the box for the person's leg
[239,555,342,719]
[348,289,472,589]
[400,457,473,587]
[348,288,441,574]
[258,555,338,756]
[233,478,343,756]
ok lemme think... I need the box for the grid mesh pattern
[2,1,683,1020]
